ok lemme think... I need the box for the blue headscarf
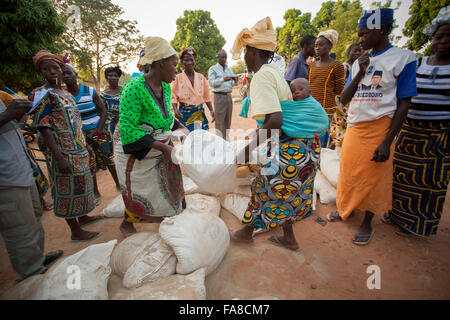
[358,8,394,29]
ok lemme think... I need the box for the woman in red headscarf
[29,50,102,242]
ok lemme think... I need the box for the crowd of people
[0,5,449,283]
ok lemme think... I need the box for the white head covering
[318,29,339,48]
[138,36,177,66]
[423,5,450,36]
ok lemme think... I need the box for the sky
[112,0,414,73]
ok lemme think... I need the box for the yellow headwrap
[230,17,277,60]
[318,30,339,48]
[138,36,177,66]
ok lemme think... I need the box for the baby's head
[290,78,310,101]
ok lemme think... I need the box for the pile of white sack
[314,148,341,205]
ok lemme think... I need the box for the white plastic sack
[185,193,221,216]
[175,130,237,195]
[220,193,250,221]
[109,232,176,288]
[220,193,268,235]
[102,195,125,218]
[0,274,45,300]
[33,240,117,300]
[233,185,252,197]
[159,210,229,276]
[320,148,340,188]
[182,175,203,195]
[108,268,206,300]
[314,170,336,205]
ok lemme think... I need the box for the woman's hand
[358,53,371,74]
[371,140,391,162]
[162,144,174,162]
[55,155,73,174]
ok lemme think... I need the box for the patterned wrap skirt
[48,149,95,218]
[114,130,184,223]
[391,119,450,236]
[84,120,115,173]
[179,103,209,132]
[242,136,320,229]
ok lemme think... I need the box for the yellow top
[249,64,292,120]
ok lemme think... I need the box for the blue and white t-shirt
[74,84,100,131]
[345,45,418,126]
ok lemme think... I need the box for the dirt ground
[1,87,449,299]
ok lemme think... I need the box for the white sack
[108,268,206,300]
[314,170,336,205]
[185,193,221,216]
[33,240,117,300]
[320,148,340,188]
[220,193,250,221]
[159,210,229,276]
[109,232,176,288]
[183,175,203,195]
[102,195,125,218]
[175,130,237,195]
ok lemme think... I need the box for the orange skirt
[336,116,394,220]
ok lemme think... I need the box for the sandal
[229,230,254,244]
[381,211,392,224]
[43,250,63,266]
[396,227,413,237]
[352,229,375,246]
[268,235,299,251]
[327,211,342,222]
[71,232,101,242]
[79,215,104,227]
[94,196,102,206]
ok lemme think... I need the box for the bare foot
[268,235,299,251]
[71,230,100,241]
[229,227,254,243]
[120,220,136,237]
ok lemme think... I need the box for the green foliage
[53,0,144,91]
[313,1,335,30]
[327,0,364,62]
[231,60,247,75]
[403,0,450,52]
[171,10,226,76]
[276,9,318,62]
[0,0,66,92]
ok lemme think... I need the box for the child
[289,78,311,101]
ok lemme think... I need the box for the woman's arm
[341,53,370,105]
[39,127,72,173]
[93,91,107,132]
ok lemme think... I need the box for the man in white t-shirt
[326,8,417,246]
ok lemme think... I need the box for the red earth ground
[1,87,449,299]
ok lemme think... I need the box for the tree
[53,0,144,91]
[276,9,318,62]
[231,60,247,75]
[0,0,66,93]
[327,0,364,61]
[313,1,335,30]
[403,0,449,54]
[171,10,226,76]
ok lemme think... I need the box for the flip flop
[43,250,63,266]
[396,227,413,237]
[71,233,101,243]
[381,211,392,224]
[352,229,375,246]
[268,235,299,251]
[229,230,254,244]
[79,216,104,227]
[94,196,102,206]
[120,224,136,238]
[327,211,342,222]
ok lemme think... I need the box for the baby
[289,78,311,101]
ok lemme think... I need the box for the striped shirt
[74,84,100,131]
[408,56,450,121]
[308,60,345,115]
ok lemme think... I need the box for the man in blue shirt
[208,49,237,140]
[284,35,316,84]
